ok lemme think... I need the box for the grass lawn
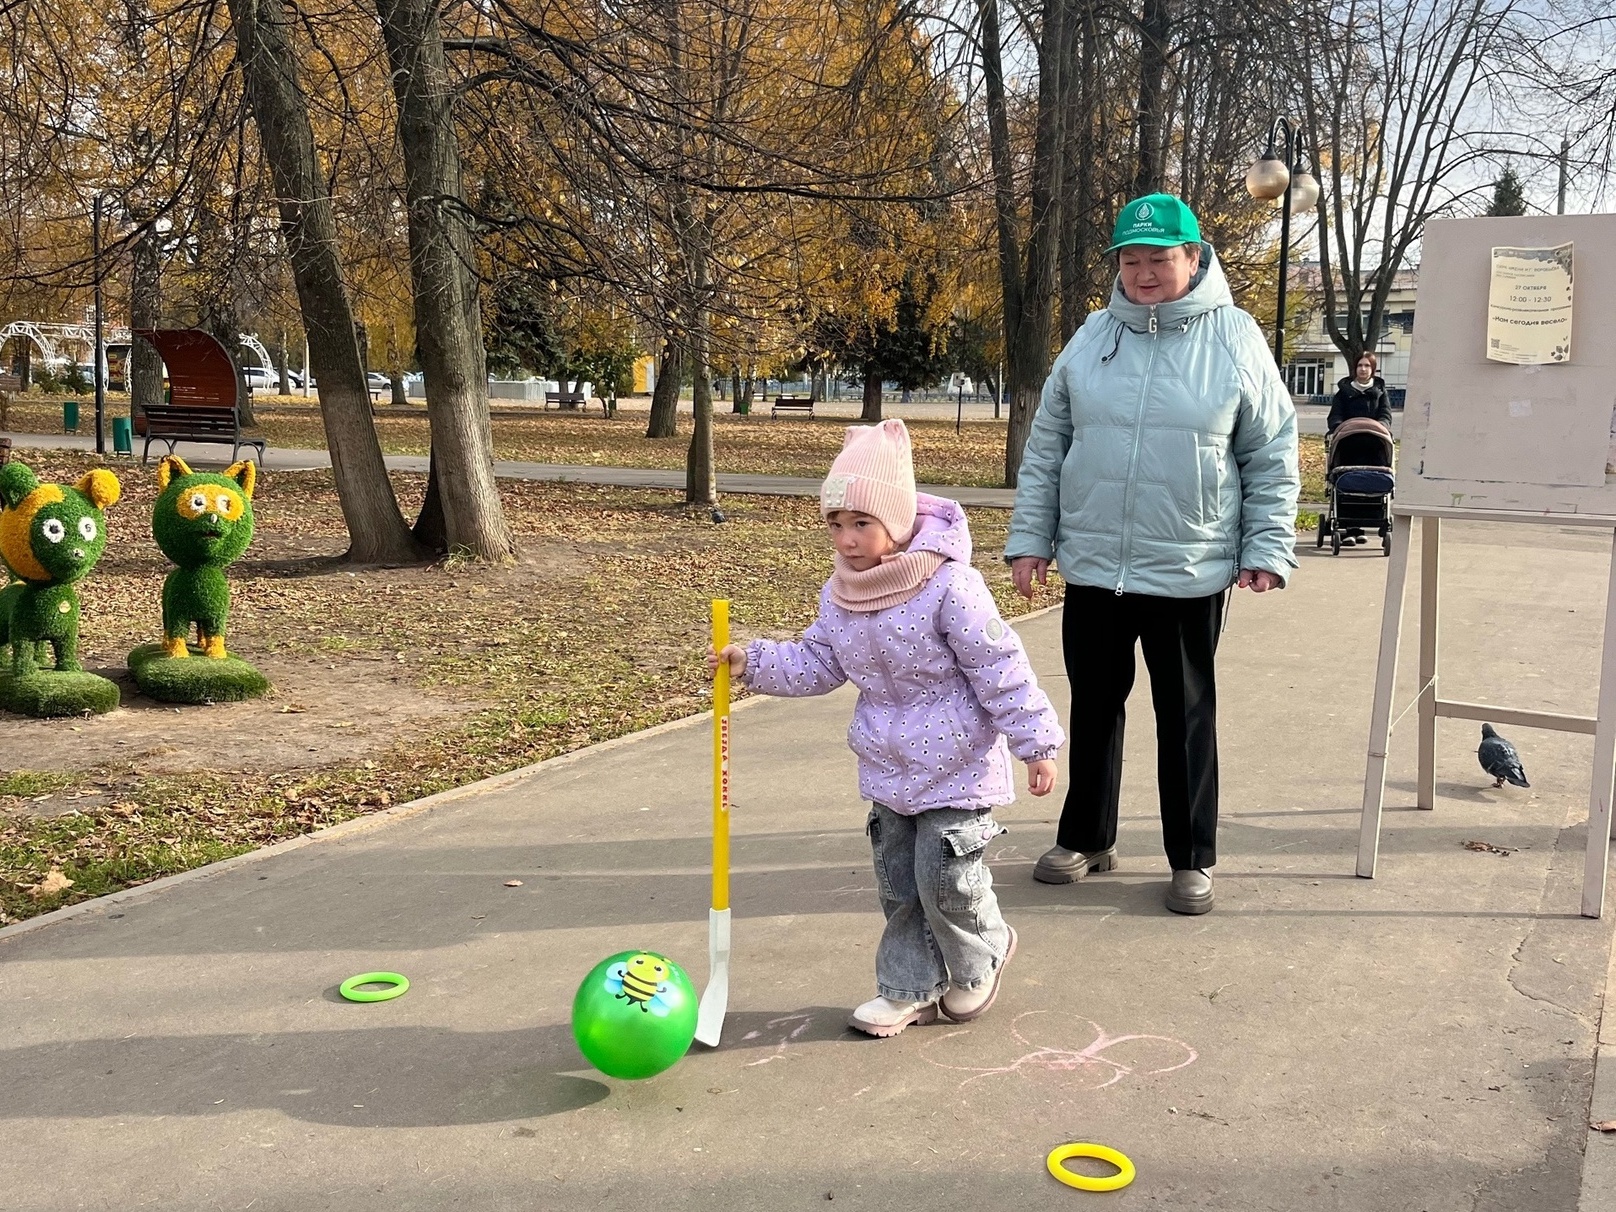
[0,450,1066,926]
[2,394,1330,501]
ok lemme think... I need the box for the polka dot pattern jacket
[744,495,1066,814]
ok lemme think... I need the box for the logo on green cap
[1107,193,1201,252]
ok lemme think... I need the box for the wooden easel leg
[1359,513,1413,878]
[1417,517,1441,810]
[1580,529,1616,918]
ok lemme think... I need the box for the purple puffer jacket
[744,494,1065,814]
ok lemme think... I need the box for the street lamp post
[1246,119,1320,369]
[91,192,107,455]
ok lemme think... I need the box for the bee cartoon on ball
[606,954,678,1016]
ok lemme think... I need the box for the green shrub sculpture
[0,461,124,716]
[127,456,269,704]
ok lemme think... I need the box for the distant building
[1282,262,1418,401]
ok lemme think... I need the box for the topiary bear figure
[0,461,121,677]
[151,456,255,659]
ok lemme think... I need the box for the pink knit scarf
[829,549,948,611]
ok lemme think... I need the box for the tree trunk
[376,0,513,561]
[389,371,408,407]
[980,0,1064,487]
[224,0,422,564]
[861,367,883,421]
[1059,0,1098,341]
[414,452,448,552]
[129,222,163,420]
[1132,0,1172,198]
[730,364,743,413]
[274,327,290,396]
[685,324,716,504]
[16,343,29,391]
[741,368,754,412]
[647,338,683,437]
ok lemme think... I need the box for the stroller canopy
[1328,417,1395,474]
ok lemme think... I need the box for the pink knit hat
[820,418,918,544]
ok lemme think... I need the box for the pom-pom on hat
[820,418,918,544]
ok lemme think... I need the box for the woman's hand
[1011,557,1051,600]
[1237,569,1282,593]
[706,643,747,679]
[1026,759,1057,796]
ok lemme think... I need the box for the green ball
[571,950,698,1080]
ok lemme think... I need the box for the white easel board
[1357,213,1616,918]
[1399,215,1616,517]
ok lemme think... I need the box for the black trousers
[1057,584,1224,870]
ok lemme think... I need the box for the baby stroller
[1317,417,1395,556]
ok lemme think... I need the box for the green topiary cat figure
[0,462,122,677]
[151,456,256,659]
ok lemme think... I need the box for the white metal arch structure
[237,333,272,369]
[0,320,134,367]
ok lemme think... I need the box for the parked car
[242,366,282,392]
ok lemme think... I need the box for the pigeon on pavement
[1478,723,1530,788]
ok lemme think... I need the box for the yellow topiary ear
[224,460,257,500]
[75,468,121,510]
[156,456,193,491]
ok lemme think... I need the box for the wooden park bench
[140,402,267,465]
[545,388,606,416]
[770,394,815,419]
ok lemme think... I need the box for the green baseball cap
[1106,193,1202,252]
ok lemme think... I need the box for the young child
[708,419,1065,1037]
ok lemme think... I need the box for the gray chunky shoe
[1033,844,1118,885]
[1166,868,1213,915]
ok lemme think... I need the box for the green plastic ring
[339,972,410,1003]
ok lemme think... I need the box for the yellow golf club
[695,599,732,1046]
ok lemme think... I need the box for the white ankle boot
[847,995,939,1037]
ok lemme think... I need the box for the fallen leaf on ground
[29,869,74,898]
[503,880,524,887]
[1593,1120,1616,1132]
[1463,840,1515,856]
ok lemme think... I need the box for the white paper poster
[1487,243,1574,365]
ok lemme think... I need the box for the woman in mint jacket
[1004,193,1299,915]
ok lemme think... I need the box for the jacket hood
[1107,241,1232,332]
[905,492,972,564]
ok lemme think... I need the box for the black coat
[1327,375,1392,433]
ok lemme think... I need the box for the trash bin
[112,416,133,455]
[63,399,79,433]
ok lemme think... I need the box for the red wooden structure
[132,328,240,411]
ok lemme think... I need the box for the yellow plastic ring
[1046,1142,1136,1192]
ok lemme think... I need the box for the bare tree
[978,0,1063,487]
[224,0,423,563]
[1295,0,1522,363]
[375,0,514,561]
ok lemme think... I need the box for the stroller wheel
[1316,521,1325,548]
[1331,527,1342,555]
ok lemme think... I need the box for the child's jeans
[866,803,1011,1003]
